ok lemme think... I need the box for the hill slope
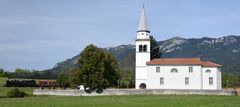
[44,35,240,77]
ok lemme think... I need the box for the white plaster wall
[147,65,202,89]
[135,40,150,66]
[135,79,147,89]
[217,68,222,89]
[33,89,237,96]
[136,67,147,79]
[136,53,150,66]
[202,67,221,90]
[135,39,150,89]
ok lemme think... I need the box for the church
[135,6,222,90]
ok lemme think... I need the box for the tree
[57,72,70,88]
[0,68,9,77]
[103,52,119,87]
[77,44,118,93]
[222,72,240,88]
[69,68,82,88]
[117,70,134,88]
[150,36,161,60]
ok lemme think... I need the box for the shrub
[6,88,26,98]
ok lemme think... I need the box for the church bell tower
[135,5,151,89]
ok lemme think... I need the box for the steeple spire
[138,4,150,32]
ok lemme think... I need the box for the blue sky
[0,0,240,71]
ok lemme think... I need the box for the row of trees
[0,68,57,79]
[222,72,240,88]
[0,69,9,77]
[5,79,37,87]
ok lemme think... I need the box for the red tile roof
[201,61,222,67]
[146,58,222,67]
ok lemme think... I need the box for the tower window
[143,45,147,52]
[139,45,143,52]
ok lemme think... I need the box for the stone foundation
[33,89,237,96]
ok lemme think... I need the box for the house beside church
[135,6,222,90]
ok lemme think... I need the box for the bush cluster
[6,88,26,98]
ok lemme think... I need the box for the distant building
[135,6,222,90]
[38,80,57,87]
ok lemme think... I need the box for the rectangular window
[156,67,160,72]
[189,67,193,72]
[185,77,189,85]
[209,77,213,85]
[160,77,164,85]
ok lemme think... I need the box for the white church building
[135,6,222,90]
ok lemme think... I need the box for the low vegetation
[0,87,34,97]
[6,88,26,98]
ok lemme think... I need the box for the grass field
[0,77,43,97]
[0,77,8,86]
[0,87,35,96]
[0,95,240,107]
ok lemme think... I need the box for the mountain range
[43,35,240,77]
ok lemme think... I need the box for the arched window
[171,68,178,73]
[206,69,211,73]
[139,45,143,52]
[143,45,147,52]
[139,83,146,89]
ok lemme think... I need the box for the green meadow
[0,77,8,86]
[0,77,43,97]
[0,95,240,107]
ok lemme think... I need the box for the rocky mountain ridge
[44,35,240,75]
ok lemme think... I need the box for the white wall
[136,53,150,66]
[146,65,222,90]
[137,32,150,39]
[147,65,203,89]
[135,49,150,89]
[135,34,150,89]
[135,79,147,89]
[202,67,222,90]
[135,40,150,66]
[217,68,222,89]
[136,67,148,79]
